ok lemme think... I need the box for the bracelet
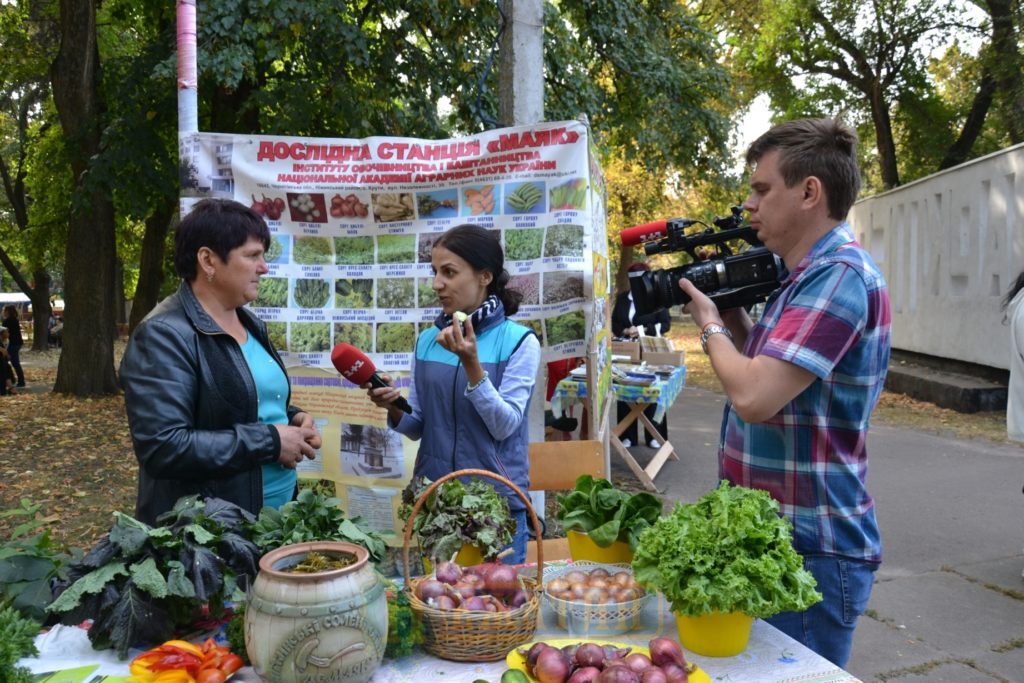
[466,371,489,393]
[701,320,725,333]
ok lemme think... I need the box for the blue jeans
[503,509,528,564]
[765,555,877,668]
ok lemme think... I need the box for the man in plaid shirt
[680,118,891,667]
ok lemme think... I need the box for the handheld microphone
[619,220,668,247]
[330,343,412,414]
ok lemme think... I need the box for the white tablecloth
[23,596,861,683]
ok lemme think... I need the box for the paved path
[612,385,1024,682]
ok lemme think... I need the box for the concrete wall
[848,143,1024,370]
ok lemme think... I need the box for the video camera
[620,206,783,315]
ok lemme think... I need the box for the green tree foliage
[726,0,1021,191]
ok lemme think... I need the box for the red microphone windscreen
[619,220,668,246]
[331,343,376,385]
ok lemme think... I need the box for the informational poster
[179,121,608,544]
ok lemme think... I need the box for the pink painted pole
[176,0,198,134]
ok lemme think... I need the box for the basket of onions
[402,469,543,662]
[543,562,651,636]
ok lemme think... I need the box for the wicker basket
[402,468,543,662]
[543,561,651,636]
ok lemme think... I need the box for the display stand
[552,365,686,492]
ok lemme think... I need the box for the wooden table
[551,366,687,492]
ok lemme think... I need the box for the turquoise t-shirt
[239,334,295,510]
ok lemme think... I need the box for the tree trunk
[129,199,176,333]
[939,66,996,170]
[869,80,900,189]
[986,0,1024,143]
[50,0,119,395]
[30,269,51,352]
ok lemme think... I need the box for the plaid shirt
[720,223,891,563]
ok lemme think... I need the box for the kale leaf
[554,475,662,550]
[47,496,260,659]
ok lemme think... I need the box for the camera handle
[646,223,763,259]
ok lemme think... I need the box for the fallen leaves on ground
[0,365,136,550]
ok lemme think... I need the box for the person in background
[1,304,25,388]
[611,262,671,448]
[120,198,321,525]
[0,328,16,395]
[365,224,540,564]
[1003,271,1024,443]
[680,118,891,667]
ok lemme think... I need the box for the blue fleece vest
[412,311,534,510]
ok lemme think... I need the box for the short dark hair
[433,223,523,316]
[174,199,271,281]
[746,118,861,220]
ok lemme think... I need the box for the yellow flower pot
[422,543,484,573]
[567,530,634,564]
[675,611,754,657]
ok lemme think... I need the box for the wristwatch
[700,324,733,354]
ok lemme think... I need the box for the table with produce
[13,472,860,683]
[551,365,687,491]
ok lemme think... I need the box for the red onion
[434,559,463,585]
[450,581,477,600]
[430,594,456,610]
[508,589,530,609]
[624,653,652,673]
[603,645,633,661]
[534,647,572,683]
[648,638,687,669]
[522,641,552,671]
[639,669,668,683]
[485,564,520,595]
[414,578,446,602]
[596,666,640,683]
[568,666,602,683]
[574,642,606,668]
[462,595,487,611]
[659,663,689,683]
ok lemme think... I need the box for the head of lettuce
[632,481,822,619]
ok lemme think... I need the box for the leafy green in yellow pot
[632,481,822,648]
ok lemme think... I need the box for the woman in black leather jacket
[120,199,321,525]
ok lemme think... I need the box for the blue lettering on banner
[514,264,533,273]
[300,266,324,276]
[302,226,320,235]
[296,312,327,321]
[556,215,575,223]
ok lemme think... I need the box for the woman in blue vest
[366,224,540,563]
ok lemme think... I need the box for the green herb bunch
[632,481,823,619]
[0,498,81,623]
[47,496,262,659]
[0,603,39,683]
[400,476,515,563]
[555,475,662,550]
[246,487,386,564]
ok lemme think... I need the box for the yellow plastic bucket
[422,543,484,574]
[567,530,634,564]
[675,611,754,657]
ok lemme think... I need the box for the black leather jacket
[119,282,302,525]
